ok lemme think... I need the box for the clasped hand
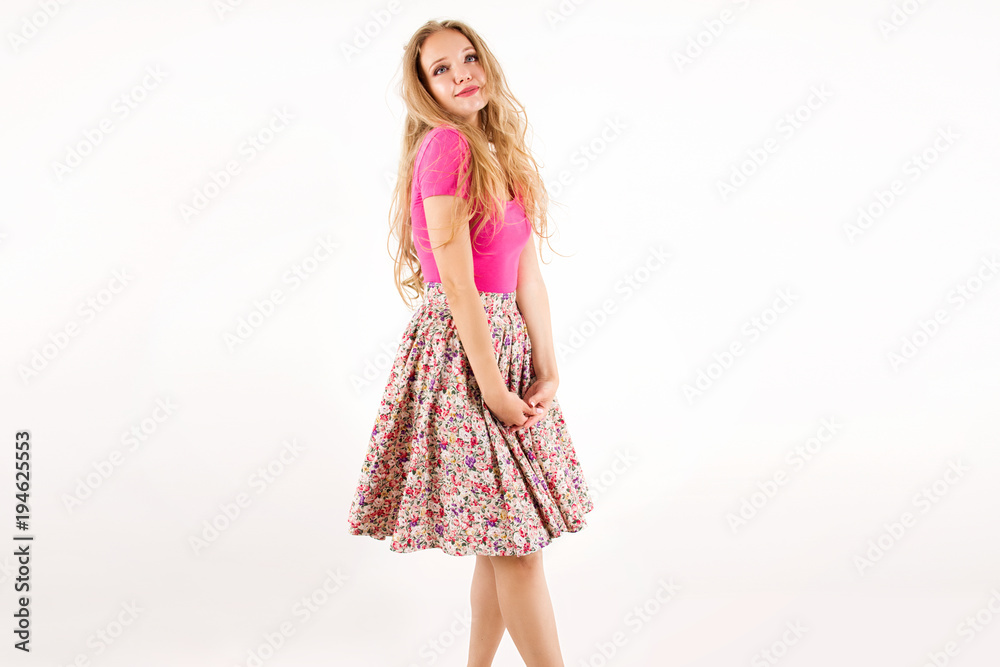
[485,377,558,434]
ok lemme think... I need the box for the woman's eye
[434,54,477,76]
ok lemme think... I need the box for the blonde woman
[348,19,593,667]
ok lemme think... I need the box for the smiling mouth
[457,86,479,97]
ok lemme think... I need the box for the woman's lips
[457,86,479,97]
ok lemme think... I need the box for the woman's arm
[514,232,559,384]
[422,195,508,403]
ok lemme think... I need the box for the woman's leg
[468,554,506,667]
[488,549,565,667]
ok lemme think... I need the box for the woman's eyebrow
[428,46,475,72]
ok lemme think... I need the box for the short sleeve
[416,127,471,199]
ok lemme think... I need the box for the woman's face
[419,29,487,125]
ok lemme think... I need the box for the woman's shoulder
[422,124,469,147]
[417,124,471,164]
[426,123,465,137]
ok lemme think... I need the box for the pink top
[410,126,532,293]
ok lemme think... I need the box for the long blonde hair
[388,19,565,308]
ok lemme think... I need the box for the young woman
[347,19,594,667]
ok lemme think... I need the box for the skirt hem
[348,510,592,557]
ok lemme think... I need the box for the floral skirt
[347,282,593,556]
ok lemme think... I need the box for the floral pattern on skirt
[347,282,593,556]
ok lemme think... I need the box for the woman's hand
[509,376,558,433]
[484,389,537,432]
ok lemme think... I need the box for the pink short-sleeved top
[410,126,532,293]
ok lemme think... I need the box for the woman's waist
[422,281,517,317]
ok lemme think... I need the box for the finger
[514,414,541,432]
[520,402,547,422]
[524,407,548,430]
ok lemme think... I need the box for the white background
[2,0,999,665]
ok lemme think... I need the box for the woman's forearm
[515,280,559,381]
[440,282,509,402]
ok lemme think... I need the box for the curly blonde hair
[387,19,565,308]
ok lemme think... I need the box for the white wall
[2,0,999,665]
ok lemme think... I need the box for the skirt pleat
[347,282,593,556]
